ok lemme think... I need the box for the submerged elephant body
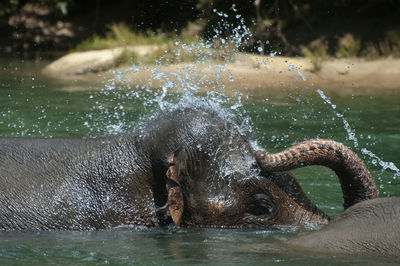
[0,106,327,230]
[287,197,400,256]
[0,137,156,229]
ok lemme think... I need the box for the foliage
[1,0,400,58]
[384,29,400,57]
[113,49,138,67]
[0,0,73,17]
[359,29,400,59]
[144,38,236,65]
[0,0,20,17]
[301,38,328,72]
[361,43,381,60]
[72,22,236,66]
[336,34,361,58]
[72,23,167,52]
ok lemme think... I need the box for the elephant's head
[158,139,378,229]
[157,147,325,228]
[182,171,329,228]
[148,107,378,229]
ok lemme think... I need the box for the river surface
[0,56,399,265]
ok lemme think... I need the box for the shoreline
[41,47,400,94]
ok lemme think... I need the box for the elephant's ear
[162,148,188,228]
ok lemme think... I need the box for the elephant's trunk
[256,139,378,209]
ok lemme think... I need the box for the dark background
[1,0,399,56]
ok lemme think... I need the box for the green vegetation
[72,21,399,71]
[1,0,399,60]
[71,23,237,68]
[362,43,381,60]
[112,49,138,67]
[332,30,400,60]
[336,34,361,58]
[72,23,167,52]
[382,29,400,57]
[301,38,329,72]
[110,41,236,68]
[144,40,236,65]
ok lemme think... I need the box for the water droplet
[297,70,307,81]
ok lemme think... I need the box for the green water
[0,57,399,264]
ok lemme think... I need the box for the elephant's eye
[246,193,276,216]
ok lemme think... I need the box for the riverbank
[41,46,400,94]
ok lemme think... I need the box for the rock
[42,45,161,76]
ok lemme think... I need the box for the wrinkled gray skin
[0,106,326,230]
[287,197,400,256]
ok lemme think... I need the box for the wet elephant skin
[0,106,327,230]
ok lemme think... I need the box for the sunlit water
[1,8,400,264]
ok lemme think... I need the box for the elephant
[285,197,400,256]
[0,105,378,232]
[256,140,400,256]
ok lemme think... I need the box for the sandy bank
[42,46,400,94]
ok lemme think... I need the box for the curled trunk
[256,139,378,209]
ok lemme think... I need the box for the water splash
[297,70,307,81]
[360,148,400,179]
[317,89,357,146]
[317,89,400,182]
[83,5,255,136]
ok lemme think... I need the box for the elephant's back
[0,136,148,230]
[288,197,400,255]
[0,137,99,158]
[0,138,98,180]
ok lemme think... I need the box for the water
[1,8,400,263]
[1,54,399,264]
[2,229,400,265]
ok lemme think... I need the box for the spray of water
[317,89,400,185]
[80,5,400,191]
[84,5,256,136]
